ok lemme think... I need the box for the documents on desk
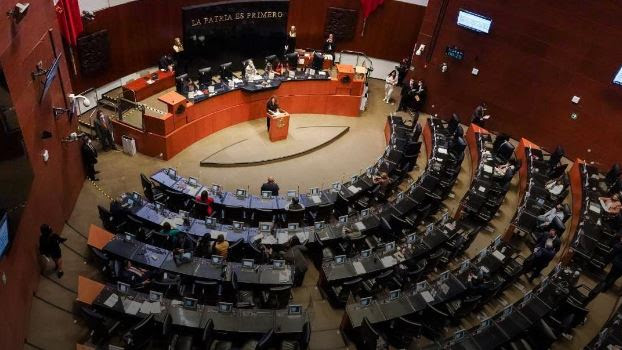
[380,255,397,268]
[122,299,142,315]
[354,222,366,231]
[295,230,308,242]
[261,234,278,245]
[483,164,493,174]
[347,185,361,194]
[140,300,162,314]
[590,202,602,214]
[492,250,506,261]
[421,290,435,303]
[104,293,119,308]
[310,195,321,204]
[353,261,366,275]
[276,230,289,244]
[437,147,448,155]
[279,270,292,283]
[478,185,486,192]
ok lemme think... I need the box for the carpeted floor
[25,79,619,350]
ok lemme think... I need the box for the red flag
[55,0,83,46]
[361,0,384,19]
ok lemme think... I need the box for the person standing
[384,70,398,103]
[94,111,116,151]
[412,80,426,115]
[396,57,410,86]
[266,96,281,131]
[471,102,491,127]
[323,33,336,56]
[281,236,308,286]
[261,177,280,196]
[39,224,66,278]
[285,26,297,54]
[397,78,416,112]
[81,136,99,181]
[523,228,561,282]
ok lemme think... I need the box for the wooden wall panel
[70,0,426,92]
[412,0,622,168]
[0,2,84,349]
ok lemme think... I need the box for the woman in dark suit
[323,33,336,56]
[266,95,280,131]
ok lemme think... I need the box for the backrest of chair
[202,319,214,343]
[301,321,311,349]
[256,328,275,350]
[360,317,380,350]
[97,205,112,223]
[498,141,515,160]
[397,316,422,337]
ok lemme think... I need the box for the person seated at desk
[121,260,154,286]
[261,176,280,196]
[466,268,492,296]
[244,59,257,79]
[158,53,174,71]
[109,199,127,222]
[273,59,284,76]
[493,162,515,178]
[195,190,214,216]
[212,234,229,259]
[173,233,195,265]
[523,228,561,283]
[471,102,491,127]
[286,197,304,211]
[266,96,282,131]
[285,25,296,54]
[184,76,200,94]
[161,222,181,244]
[545,177,565,197]
[281,236,309,286]
[537,204,565,228]
[600,193,622,215]
[412,80,426,115]
[397,78,416,112]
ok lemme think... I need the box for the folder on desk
[122,299,141,315]
[438,147,448,154]
[279,270,292,283]
[150,301,162,314]
[104,293,119,308]
[353,261,366,275]
[483,165,493,173]
[590,202,602,214]
[276,231,289,244]
[380,256,397,268]
[347,185,361,194]
[492,250,505,261]
[262,235,278,245]
[139,301,152,314]
[421,291,434,303]
[295,231,308,242]
[311,195,322,204]
[354,222,366,231]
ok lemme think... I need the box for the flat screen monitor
[360,208,369,217]
[188,177,198,186]
[334,255,346,264]
[220,62,233,80]
[273,259,285,269]
[149,290,163,302]
[205,217,216,226]
[232,221,243,230]
[287,190,297,198]
[211,255,224,265]
[457,9,492,34]
[338,215,348,223]
[242,259,255,269]
[198,67,212,87]
[614,66,622,86]
[235,189,247,197]
[259,223,271,232]
[117,281,130,293]
[360,249,371,258]
[167,168,177,178]
[211,184,221,192]
[287,223,299,231]
[39,54,62,103]
[288,304,302,315]
[389,289,400,300]
[261,191,272,199]
[314,221,324,229]
[0,212,9,258]
[360,297,372,306]
[286,52,298,69]
[385,241,396,253]
[175,74,188,93]
[218,302,233,313]
[183,297,198,310]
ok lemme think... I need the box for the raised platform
[199,117,349,167]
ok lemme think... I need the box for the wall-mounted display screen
[614,66,622,85]
[0,212,8,258]
[182,0,289,76]
[457,9,492,34]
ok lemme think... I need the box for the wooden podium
[268,111,290,142]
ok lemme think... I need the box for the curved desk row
[112,66,364,160]
[77,276,309,335]
[87,225,294,286]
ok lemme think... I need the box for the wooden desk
[122,70,175,102]
[268,112,290,142]
[112,78,363,160]
[77,276,105,305]
[87,224,114,250]
[560,158,586,263]
[466,124,490,178]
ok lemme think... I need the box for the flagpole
[361,17,366,37]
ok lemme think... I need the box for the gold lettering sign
[191,11,285,26]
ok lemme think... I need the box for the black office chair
[358,317,383,350]
[97,205,127,233]
[330,277,363,307]
[606,163,621,185]
[285,208,305,225]
[122,314,154,350]
[450,136,467,157]
[447,294,482,326]
[169,333,193,350]
[141,173,166,202]
[547,145,564,169]
[231,272,255,308]
[150,230,172,250]
[256,328,276,350]
[495,141,515,163]
[333,192,350,216]
[227,238,244,262]
[164,188,191,213]
[202,319,215,349]
[151,274,182,299]
[253,208,275,225]
[280,321,310,350]
[420,303,449,340]
[447,113,460,134]
[193,279,220,305]
[385,316,422,348]
[262,285,292,309]
[492,133,510,154]
[224,205,246,224]
[310,202,333,223]
[80,306,121,345]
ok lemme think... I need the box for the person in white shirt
[537,204,565,228]
[545,178,564,196]
[244,59,257,79]
[384,70,398,103]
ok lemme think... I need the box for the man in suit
[81,136,99,181]
[261,177,280,196]
[94,111,116,151]
[523,228,561,282]
[471,102,490,126]
[397,78,416,112]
